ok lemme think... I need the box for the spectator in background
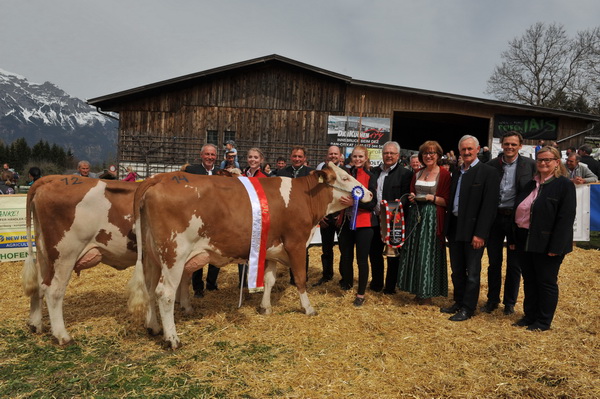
[566,154,598,184]
[2,163,18,188]
[75,161,98,178]
[0,170,16,194]
[478,146,491,163]
[275,157,287,170]
[220,142,240,169]
[535,140,545,153]
[122,167,138,182]
[578,145,600,177]
[263,163,273,176]
[409,154,423,174]
[27,167,42,186]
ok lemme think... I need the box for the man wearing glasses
[481,131,536,316]
[369,141,413,294]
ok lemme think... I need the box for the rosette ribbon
[350,185,365,230]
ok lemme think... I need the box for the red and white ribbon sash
[238,176,270,292]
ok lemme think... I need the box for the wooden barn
[88,54,599,176]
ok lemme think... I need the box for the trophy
[379,199,405,257]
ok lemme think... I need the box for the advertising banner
[493,114,558,140]
[327,116,391,166]
[0,195,34,262]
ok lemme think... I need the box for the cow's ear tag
[318,176,324,184]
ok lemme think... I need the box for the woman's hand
[339,195,353,206]
[408,192,416,203]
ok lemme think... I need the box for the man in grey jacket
[566,154,598,184]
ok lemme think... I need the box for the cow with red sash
[127,162,373,348]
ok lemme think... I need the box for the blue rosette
[350,185,365,230]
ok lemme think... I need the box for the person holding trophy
[398,140,451,305]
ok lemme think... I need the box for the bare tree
[486,22,591,110]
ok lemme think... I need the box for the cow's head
[314,162,374,214]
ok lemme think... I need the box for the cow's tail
[127,179,155,318]
[22,182,39,297]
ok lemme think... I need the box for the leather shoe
[353,296,365,307]
[440,303,461,314]
[312,277,331,287]
[449,309,473,322]
[512,317,533,327]
[503,305,515,315]
[480,301,499,313]
[526,322,550,332]
[194,291,204,298]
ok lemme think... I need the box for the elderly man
[442,135,499,321]
[566,154,598,184]
[369,141,413,294]
[482,131,536,316]
[75,161,98,178]
[409,154,422,174]
[184,144,221,297]
[313,145,343,286]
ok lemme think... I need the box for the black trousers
[192,264,220,293]
[485,211,521,306]
[338,224,374,295]
[515,229,564,329]
[369,234,400,293]
[319,214,340,281]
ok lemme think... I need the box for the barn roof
[88,54,600,122]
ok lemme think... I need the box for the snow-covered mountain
[0,68,118,163]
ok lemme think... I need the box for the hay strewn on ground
[1,246,599,398]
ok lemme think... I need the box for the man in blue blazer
[442,135,499,321]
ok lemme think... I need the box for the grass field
[1,246,599,398]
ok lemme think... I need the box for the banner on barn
[493,114,558,140]
[0,195,34,262]
[327,116,391,166]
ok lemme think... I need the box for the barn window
[224,130,236,144]
[207,130,218,145]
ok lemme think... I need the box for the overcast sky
[2,0,599,101]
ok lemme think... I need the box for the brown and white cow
[21,175,145,345]
[128,162,373,349]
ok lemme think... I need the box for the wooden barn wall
[115,67,593,169]
[116,65,345,167]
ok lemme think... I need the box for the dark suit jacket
[487,154,537,204]
[512,176,576,255]
[371,163,413,205]
[445,161,500,242]
[580,155,600,177]
[184,163,221,175]
[275,165,314,178]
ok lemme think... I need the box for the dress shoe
[383,289,397,295]
[440,303,461,314]
[194,291,204,298]
[369,285,383,293]
[512,317,534,327]
[449,309,473,322]
[526,322,550,332]
[339,282,352,291]
[503,305,515,315]
[312,277,331,287]
[353,296,365,307]
[480,301,499,313]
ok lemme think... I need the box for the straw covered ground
[0,246,599,398]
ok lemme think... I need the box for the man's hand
[472,236,485,249]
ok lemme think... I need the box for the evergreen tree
[9,138,31,172]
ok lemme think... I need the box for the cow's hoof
[147,327,162,336]
[257,306,272,315]
[53,336,75,346]
[306,309,318,316]
[162,340,182,350]
[27,323,42,334]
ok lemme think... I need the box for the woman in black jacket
[510,146,576,331]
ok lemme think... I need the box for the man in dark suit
[578,144,600,177]
[442,135,499,321]
[184,143,221,297]
[369,141,413,294]
[482,131,536,315]
[313,145,343,287]
[275,146,314,285]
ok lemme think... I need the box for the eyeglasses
[536,158,557,164]
[423,152,438,156]
[382,152,398,156]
